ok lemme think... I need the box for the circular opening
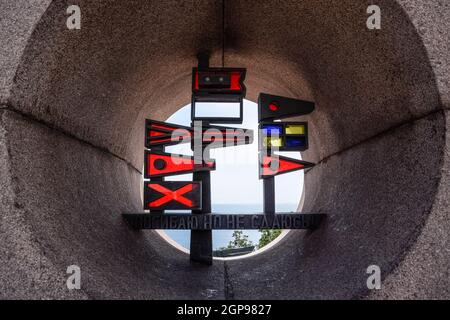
[2,0,444,299]
[142,99,305,258]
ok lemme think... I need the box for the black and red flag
[193,67,246,97]
[145,120,192,148]
[192,67,247,124]
[145,119,253,149]
[144,181,202,210]
[258,93,315,122]
[259,154,315,179]
[144,150,215,179]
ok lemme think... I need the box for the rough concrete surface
[227,112,447,299]
[0,0,449,299]
[0,0,51,103]
[368,110,450,299]
[0,109,224,299]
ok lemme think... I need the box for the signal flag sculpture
[258,93,317,214]
[123,56,325,265]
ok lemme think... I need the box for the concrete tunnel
[0,0,449,299]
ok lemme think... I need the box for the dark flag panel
[259,121,309,152]
[192,67,246,97]
[192,67,247,124]
[143,181,202,211]
[258,93,315,122]
[143,150,215,179]
[145,119,253,149]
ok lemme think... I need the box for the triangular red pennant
[260,154,314,178]
[145,119,253,148]
[144,150,215,178]
[145,120,192,148]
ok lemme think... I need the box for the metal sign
[123,213,326,230]
[257,92,317,215]
[259,154,315,179]
[258,93,315,122]
[145,120,192,148]
[193,67,246,96]
[259,121,309,152]
[145,119,253,149]
[192,67,247,124]
[144,150,215,179]
[143,181,202,210]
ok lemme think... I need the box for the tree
[222,231,254,250]
[258,229,282,249]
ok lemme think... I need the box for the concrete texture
[227,111,447,299]
[398,0,450,108]
[0,109,225,299]
[0,0,449,299]
[0,0,51,103]
[368,110,450,299]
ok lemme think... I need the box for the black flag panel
[259,121,309,152]
[145,119,253,149]
[144,181,202,210]
[192,67,247,124]
[144,150,216,179]
[258,93,315,122]
[192,67,246,98]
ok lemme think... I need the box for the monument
[123,56,325,264]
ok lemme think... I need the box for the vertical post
[263,150,275,215]
[263,178,275,215]
[190,144,213,265]
[150,145,164,215]
[190,53,213,265]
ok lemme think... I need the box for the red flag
[260,154,314,178]
[144,181,202,210]
[144,150,215,178]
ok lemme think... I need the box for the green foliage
[257,229,282,249]
[222,230,254,250]
[217,230,282,252]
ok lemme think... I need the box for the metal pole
[190,53,213,265]
[151,145,164,215]
[263,149,275,215]
[190,145,213,265]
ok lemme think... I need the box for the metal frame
[191,67,247,124]
[191,96,244,124]
[259,121,309,152]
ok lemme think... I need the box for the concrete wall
[0,0,448,299]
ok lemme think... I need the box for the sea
[163,203,297,250]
